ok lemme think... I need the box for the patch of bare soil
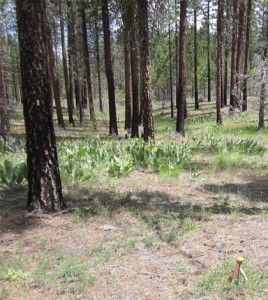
[0,170,268,299]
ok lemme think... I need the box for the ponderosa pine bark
[169,0,174,118]
[130,20,140,138]
[137,0,154,141]
[235,0,245,110]
[121,0,133,132]
[16,0,65,212]
[223,0,230,107]
[194,7,199,110]
[81,0,95,122]
[175,0,179,107]
[258,10,268,129]
[102,0,118,136]
[242,0,252,112]
[176,0,187,136]
[0,46,10,141]
[68,0,82,123]
[230,0,238,109]
[94,11,103,112]
[59,0,74,126]
[207,0,211,102]
[47,3,65,128]
[216,0,223,124]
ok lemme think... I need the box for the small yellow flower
[151,147,157,153]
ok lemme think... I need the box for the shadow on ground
[202,178,268,204]
[1,175,268,235]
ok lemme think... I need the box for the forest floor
[0,99,268,299]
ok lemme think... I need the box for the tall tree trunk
[258,11,268,129]
[16,0,65,212]
[94,11,103,112]
[137,0,154,141]
[176,0,187,136]
[59,0,74,125]
[223,0,230,107]
[81,0,95,122]
[0,46,10,141]
[68,0,82,123]
[102,0,118,136]
[169,0,174,118]
[207,0,211,102]
[122,0,133,132]
[130,22,140,138]
[230,0,238,109]
[242,0,252,112]
[47,3,65,128]
[216,0,223,124]
[235,0,245,110]
[194,7,199,110]
[175,0,179,108]
[67,0,75,122]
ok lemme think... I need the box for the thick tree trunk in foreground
[16,0,65,212]
[137,0,154,141]
[102,0,118,136]
[176,0,187,136]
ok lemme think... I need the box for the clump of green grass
[143,234,155,247]
[34,245,95,293]
[196,261,267,299]
[92,243,111,267]
[0,258,28,281]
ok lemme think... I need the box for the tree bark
[16,0,65,212]
[194,7,199,110]
[169,0,174,118]
[130,23,140,138]
[258,11,268,129]
[81,0,95,122]
[122,0,133,132]
[175,0,179,107]
[242,0,252,112]
[94,11,103,112]
[176,0,187,136]
[223,0,229,107]
[59,0,74,126]
[68,0,82,123]
[102,0,118,136]
[216,0,223,124]
[230,0,238,108]
[0,46,10,141]
[137,0,154,141]
[207,0,211,102]
[235,0,245,110]
[47,3,65,128]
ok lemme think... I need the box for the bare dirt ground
[1,167,268,300]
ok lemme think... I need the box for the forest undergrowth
[0,98,268,299]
